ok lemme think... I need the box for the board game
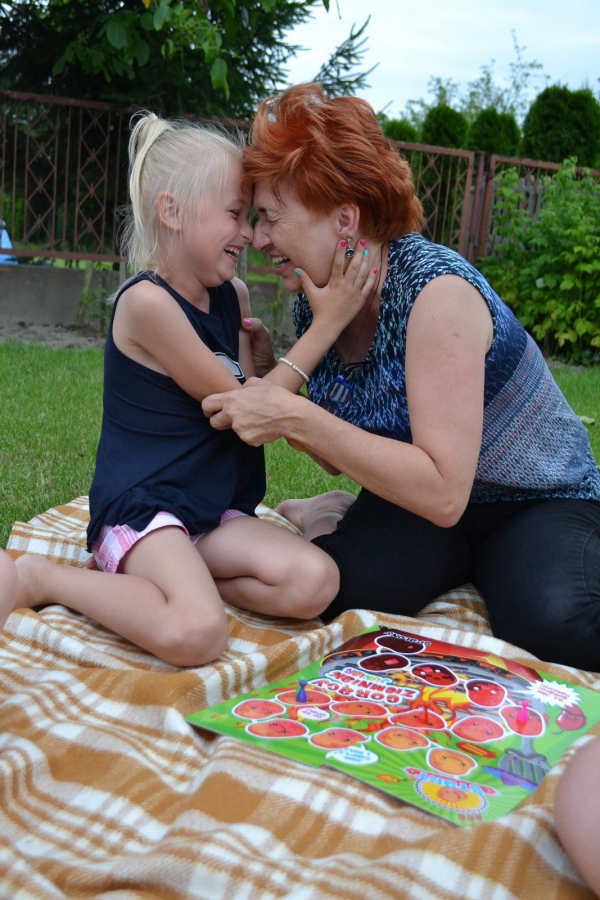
[187,627,600,825]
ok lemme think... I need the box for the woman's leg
[310,489,473,621]
[195,515,340,619]
[473,499,600,669]
[15,527,228,666]
[0,549,18,631]
[555,736,600,897]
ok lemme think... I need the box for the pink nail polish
[372,268,378,274]
[359,239,366,247]
[340,240,347,248]
[243,318,252,327]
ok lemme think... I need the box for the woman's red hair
[243,83,423,242]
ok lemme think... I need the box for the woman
[203,83,600,671]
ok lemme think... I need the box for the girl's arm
[262,240,378,393]
[113,241,375,405]
[112,280,245,402]
[203,276,493,526]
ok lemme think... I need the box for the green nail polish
[294,268,301,276]
[363,249,369,257]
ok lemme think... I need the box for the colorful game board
[187,627,600,825]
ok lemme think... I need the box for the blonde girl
[15,113,377,666]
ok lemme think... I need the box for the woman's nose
[252,224,270,251]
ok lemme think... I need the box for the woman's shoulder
[388,234,498,305]
[389,233,477,280]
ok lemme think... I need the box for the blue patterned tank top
[294,233,600,503]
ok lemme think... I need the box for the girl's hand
[241,317,277,378]
[296,240,379,335]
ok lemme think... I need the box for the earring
[344,237,355,258]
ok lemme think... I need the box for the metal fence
[0,90,130,262]
[1,90,598,266]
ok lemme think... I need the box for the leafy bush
[381,118,419,143]
[522,86,600,167]
[421,104,468,148]
[466,107,520,156]
[479,159,600,363]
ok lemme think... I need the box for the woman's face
[252,179,342,292]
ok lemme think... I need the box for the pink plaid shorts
[91,509,246,574]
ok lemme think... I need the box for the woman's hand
[297,239,379,336]
[241,317,277,378]
[202,378,302,445]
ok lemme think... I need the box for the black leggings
[312,491,600,671]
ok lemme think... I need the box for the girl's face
[252,179,343,292]
[183,161,253,287]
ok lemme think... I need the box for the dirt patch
[0,320,105,349]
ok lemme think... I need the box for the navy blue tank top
[87,273,265,548]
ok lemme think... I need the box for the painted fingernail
[359,240,366,247]
[294,269,301,276]
[340,240,347,248]
[243,318,252,327]
[363,249,369,257]
[372,268,378,275]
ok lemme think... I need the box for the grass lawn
[0,341,599,549]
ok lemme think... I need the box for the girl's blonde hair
[121,112,244,272]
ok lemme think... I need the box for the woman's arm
[203,276,493,526]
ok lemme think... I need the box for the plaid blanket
[2,497,598,899]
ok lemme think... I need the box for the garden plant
[479,159,600,364]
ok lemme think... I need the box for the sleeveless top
[87,273,265,547]
[294,233,600,504]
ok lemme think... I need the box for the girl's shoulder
[230,277,251,318]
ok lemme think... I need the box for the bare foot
[14,554,48,609]
[0,549,18,626]
[276,491,356,541]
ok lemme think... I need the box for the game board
[187,626,600,825]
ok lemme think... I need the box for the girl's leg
[473,499,600,669]
[0,549,18,631]
[15,527,228,667]
[195,515,340,619]
[555,736,600,897]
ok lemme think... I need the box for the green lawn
[0,342,598,548]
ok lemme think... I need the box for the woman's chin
[280,272,303,293]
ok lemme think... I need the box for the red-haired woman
[204,83,600,671]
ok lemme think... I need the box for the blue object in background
[0,220,18,264]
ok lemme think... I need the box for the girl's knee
[157,606,229,667]
[283,548,339,619]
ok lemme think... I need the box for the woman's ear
[156,192,182,232]
[337,203,360,238]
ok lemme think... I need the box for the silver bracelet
[278,357,309,383]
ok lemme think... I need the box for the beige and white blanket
[2,496,599,899]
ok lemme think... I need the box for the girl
[14,113,377,666]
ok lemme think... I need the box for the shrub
[466,107,520,156]
[479,159,600,363]
[421,104,468,149]
[381,118,419,143]
[522,85,600,167]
